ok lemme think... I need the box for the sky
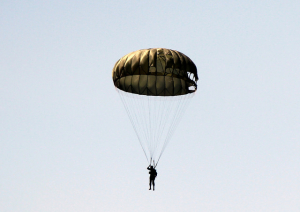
[1,0,300,211]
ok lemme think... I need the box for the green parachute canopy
[112,48,198,96]
[112,48,198,166]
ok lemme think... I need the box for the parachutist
[147,165,157,191]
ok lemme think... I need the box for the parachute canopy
[112,48,198,166]
[112,48,198,96]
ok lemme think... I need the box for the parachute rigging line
[117,88,194,166]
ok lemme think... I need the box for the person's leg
[149,177,151,190]
[153,179,155,191]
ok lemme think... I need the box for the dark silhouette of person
[147,165,157,190]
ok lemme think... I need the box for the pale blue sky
[1,1,300,211]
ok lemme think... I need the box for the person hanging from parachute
[147,159,157,190]
[112,48,198,190]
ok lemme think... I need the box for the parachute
[112,48,198,166]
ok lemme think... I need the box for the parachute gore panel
[112,48,198,96]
